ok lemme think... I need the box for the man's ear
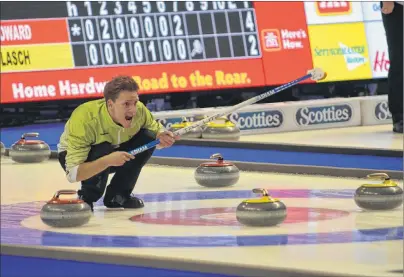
[107,99,113,108]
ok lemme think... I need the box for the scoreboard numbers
[66,1,261,67]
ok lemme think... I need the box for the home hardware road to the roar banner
[0,1,390,103]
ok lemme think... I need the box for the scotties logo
[296,104,352,126]
[229,110,283,130]
[157,117,192,129]
[374,101,391,121]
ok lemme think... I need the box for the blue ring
[1,189,402,248]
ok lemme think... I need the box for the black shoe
[104,194,144,209]
[79,195,94,212]
[393,120,403,134]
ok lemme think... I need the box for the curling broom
[129,68,327,156]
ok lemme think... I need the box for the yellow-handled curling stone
[40,190,92,228]
[354,173,403,210]
[236,188,287,227]
[169,117,202,139]
[9,132,51,163]
[194,153,240,187]
[201,116,240,140]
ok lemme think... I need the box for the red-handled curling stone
[40,190,92,228]
[194,153,240,187]
[9,132,51,163]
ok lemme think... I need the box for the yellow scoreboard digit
[308,22,372,82]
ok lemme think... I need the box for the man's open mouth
[125,116,133,122]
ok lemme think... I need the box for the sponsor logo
[262,29,281,51]
[316,1,351,16]
[314,42,368,71]
[262,29,306,52]
[373,50,389,73]
[157,117,194,129]
[308,23,371,81]
[228,110,283,130]
[364,21,388,77]
[374,101,391,121]
[372,2,381,12]
[296,104,352,126]
[338,42,368,71]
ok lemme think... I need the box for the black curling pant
[58,129,156,204]
[381,2,403,123]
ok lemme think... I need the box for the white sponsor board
[365,21,389,78]
[216,103,288,135]
[304,1,364,25]
[291,98,361,130]
[152,95,394,136]
[153,97,362,135]
[358,95,392,125]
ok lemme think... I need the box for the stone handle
[210,153,223,161]
[366,173,390,181]
[21,132,39,139]
[52,190,78,200]
[252,188,269,197]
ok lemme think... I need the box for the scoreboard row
[0,1,389,104]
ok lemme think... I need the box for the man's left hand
[156,131,178,148]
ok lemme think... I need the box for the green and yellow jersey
[57,98,164,182]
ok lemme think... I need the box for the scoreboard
[0,1,388,104]
[66,1,260,67]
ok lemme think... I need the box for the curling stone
[40,190,92,228]
[0,141,5,156]
[194,153,239,187]
[201,116,240,140]
[9,132,51,163]
[354,173,403,210]
[236,188,287,227]
[169,117,202,139]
